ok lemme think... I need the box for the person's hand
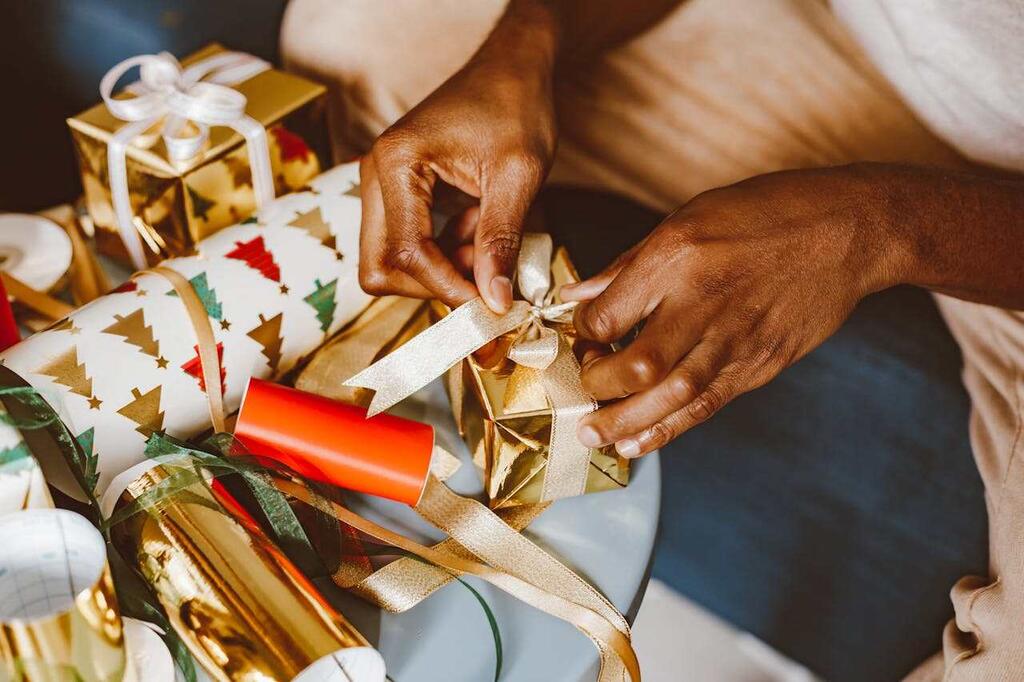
[358,21,558,314]
[562,166,903,458]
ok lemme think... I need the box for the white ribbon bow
[101,51,274,269]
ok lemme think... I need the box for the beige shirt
[833,0,1024,172]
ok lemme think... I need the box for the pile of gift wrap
[0,43,635,682]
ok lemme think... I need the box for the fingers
[560,240,643,303]
[615,372,740,457]
[358,155,433,298]
[572,255,661,344]
[473,161,542,313]
[577,340,722,450]
[363,141,477,306]
[580,306,701,400]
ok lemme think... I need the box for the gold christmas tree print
[247,313,284,373]
[102,309,162,360]
[117,386,165,438]
[303,278,338,332]
[343,182,360,198]
[36,348,93,398]
[288,207,336,251]
[224,154,252,189]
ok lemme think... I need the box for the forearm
[867,163,1024,309]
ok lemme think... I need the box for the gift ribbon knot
[346,233,598,501]
[101,51,275,270]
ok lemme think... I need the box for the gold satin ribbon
[345,233,597,501]
[1,272,76,321]
[142,266,226,433]
[157,257,640,681]
[279,478,639,682]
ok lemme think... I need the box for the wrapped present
[102,459,386,682]
[0,162,370,499]
[68,43,329,269]
[310,234,629,508]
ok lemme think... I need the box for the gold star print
[335,250,343,261]
[279,284,290,295]
[220,319,232,331]
[156,356,169,369]
[87,396,102,410]
[136,289,147,297]
[69,326,81,335]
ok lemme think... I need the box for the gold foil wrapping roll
[107,463,376,681]
[0,509,126,682]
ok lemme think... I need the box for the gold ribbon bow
[345,233,597,501]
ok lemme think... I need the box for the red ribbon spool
[234,379,434,506]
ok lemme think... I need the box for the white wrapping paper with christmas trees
[0,161,370,498]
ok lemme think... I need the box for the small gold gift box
[444,247,630,508]
[67,43,328,264]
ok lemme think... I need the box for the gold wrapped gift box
[443,247,629,508]
[68,43,329,264]
[298,245,630,509]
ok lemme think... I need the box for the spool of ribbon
[100,51,273,270]
[345,233,598,502]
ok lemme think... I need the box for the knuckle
[687,386,727,424]
[386,244,421,275]
[578,305,619,343]
[478,229,521,264]
[503,152,545,182]
[645,420,675,449]
[664,372,695,406]
[626,352,664,389]
[358,268,391,296]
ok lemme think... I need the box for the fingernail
[577,424,602,448]
[615,439,641,458]
[489,276,513,312]
[581,349,601,368]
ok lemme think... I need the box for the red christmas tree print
[181,342,226,395]
[112,280,138,294]
[271,127,312,163]
[225,236,281,282]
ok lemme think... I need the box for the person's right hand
[358,30,558,314]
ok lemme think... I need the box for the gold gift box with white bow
[67,43,328,265]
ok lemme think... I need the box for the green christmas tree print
[304,278,338,332]
[0,441,32,470]
[167,272,223,320]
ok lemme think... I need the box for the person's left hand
[561,165,904,458]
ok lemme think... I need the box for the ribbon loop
[100,50,273,270]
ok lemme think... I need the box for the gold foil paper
[0,509,126,682]
[447,247,629,508]
[68,43,328,264]
[107,463,375,682]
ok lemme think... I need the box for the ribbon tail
[233,115,275,208]
[345,298,529,417]
[108,117,157,270]
[540,337,597,501]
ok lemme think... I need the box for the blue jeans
[543,187,989,682]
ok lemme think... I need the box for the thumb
[474,175,535,314]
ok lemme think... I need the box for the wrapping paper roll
[0,162,370,498]
[103,460,385,682]
[0,509,125,682]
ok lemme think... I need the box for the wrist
[838,163,919,295]
[474,0,561,78]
